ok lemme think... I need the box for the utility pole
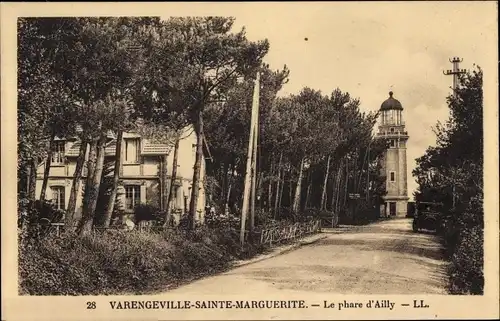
[240,72,260,246]
[249,85,260,231]
[443,57,467,93]
[443,58,466,208]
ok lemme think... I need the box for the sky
[216,2,497,199]
[0,2,496,201]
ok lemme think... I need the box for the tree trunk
[40,132,56,201]
[224,163,234,215]
[222,162,229,208]
[164,136,180,227]
[78,137,105,235]
[267,154,275,210]
[292,157,305,213]
[366,145,370,202]
[342,157,349,214]
[305,171,312,210]
[28,158,38,202]
[257,172,264,208]
[352,151,358,221]
[330,164,336,211]
[278,168,285,211]
[81,140,97,218]
[22,162,30,197]
[85,141,98,190]
[225,183,232,215]
[188,111,204,230]
[320,155,331,210]
[273,153,282,216]
[66,139,88,229]
[353,149,359,192]
[102,131,123,228]
[162,155,168,211]
[334,160,343,214]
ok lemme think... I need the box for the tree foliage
[413,66,483,294]
[18,16,388,235]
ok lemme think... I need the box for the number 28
[86,301,96,309]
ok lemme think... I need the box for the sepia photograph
[2,1,498,320]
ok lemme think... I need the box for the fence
[26,219,322,246]
[38,222,66,237]
[251,219,322,246]
[320,213,339,228]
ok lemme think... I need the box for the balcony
[376,131,409,137]
[381,120,405,126]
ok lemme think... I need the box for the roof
[66,138,172,157]
[65,127,212,160]
[380,91,403,111]
[142,139,172,155]
[66,139,121,157]
[66,140,84,157]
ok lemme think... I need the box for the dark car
[412,201,445,233]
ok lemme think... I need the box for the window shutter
[140,185,146,204]
[176,185,183,209]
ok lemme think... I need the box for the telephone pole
[443,57,466,209]
[249,88,260,232]
[240,71,260,246]
[443,57,467,93]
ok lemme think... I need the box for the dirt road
[163,218,448,295]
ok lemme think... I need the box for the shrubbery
[448,225,483,294]
[19,226,264,295]
[134,204,166,225]
[443,197,484,295]
[19,203,323,295]
[205,210,240,229]
[18,199,65,226]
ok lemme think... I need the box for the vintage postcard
[1,1,498,320]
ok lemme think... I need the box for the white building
[35,125,210,225]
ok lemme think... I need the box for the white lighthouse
[377,91,409,217]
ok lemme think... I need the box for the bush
[134,204,165,225]
[254,208,276,227]
[22,200,66,224]
[19,225,263,295]
[445,197,484,295]
[448,225,484,294]
[18,199,66,242]
[205,210,240,229]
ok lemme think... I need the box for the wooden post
[240,72,260,246]
[249,95,259,231]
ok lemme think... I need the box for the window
[51,186,65,210]
[125,185,141,210]
[51,141,65,164]
[390,139,396,147]
[389,202,396,216]
[386,110,393,124]
[124,139,140,163]
[390,172,395,182]
[390,128,394,133]
[192,143,197,159]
